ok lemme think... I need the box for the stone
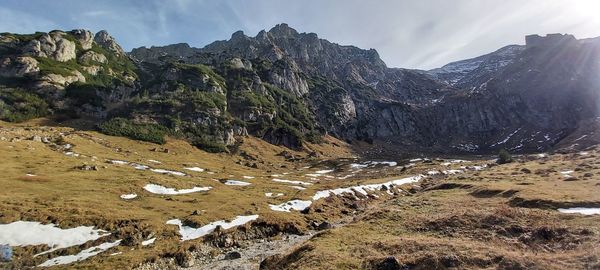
[79,51,107,64]
[70,29,94,50]
[175,251,195,268]
[224,251,242,260]
[316,221,332,231]
[373,256,403,270]
[24,32,76,62]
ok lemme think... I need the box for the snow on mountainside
[428,45,525,87]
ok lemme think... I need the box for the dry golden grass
[261,150,600,270]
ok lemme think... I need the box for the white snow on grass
[166,215,259,241]
[272,178,313,186]
[350,163,369,169]
[427,170,440,175]
[312,175,423,201]
[269,200,312,212]
[25,173,36,177]
[143,184,211,195]
[557,208,600,215]
[0,221,109,255]
[131,163,150,170]
[147,160,161,164]
[120,194,137,200]
[442,170,464,175]
[243,176,255,179]
[315,169,334,174]
[184,167,204,172]
[305,173,321,177]
[351,161,397,169]
[141,237,156,246]
[38,240,121,267]
[409,158,423,162]
[150,168,186,176]
[560,170,574,178]
[289,186,306,190]
[109,160,128,165]
[265,193,284,197]
[223,180,252,186]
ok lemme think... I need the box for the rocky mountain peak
[231,30,248,41]
[94,30,125,56]
[268,23,299,38]
[525,33,576,49]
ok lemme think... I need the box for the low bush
[0,87,49,122]
[98,117,168,144]
[497,149,513,164]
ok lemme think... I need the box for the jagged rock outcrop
[94,30,125,56]
[0,56,39,77]
[24,31,77,62]
[70,29,94,50]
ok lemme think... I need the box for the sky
[1,0,599,70]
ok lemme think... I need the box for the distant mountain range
[1,24,598,154]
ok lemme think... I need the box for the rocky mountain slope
[1,25,599,154]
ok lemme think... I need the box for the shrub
[192,138,228,153]
[0,87,49,122]
[98,118,167,144]
[497,149,513,164]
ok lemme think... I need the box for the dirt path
[189,233,313,270]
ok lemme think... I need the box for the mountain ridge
[1,25,599,155]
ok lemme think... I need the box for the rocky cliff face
[2,27,599,154]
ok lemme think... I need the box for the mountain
[428,44,525,87]
[1,26,599,155]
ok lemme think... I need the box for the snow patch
[184,167,204,172]
[269,200,312,212]
[143,184,211,195]
[141,237,156,246]
[150,168,186,176]
[312,175,423,201]
[120,194,137,200]
[558,208,600,215]
[166,215,259,241]
[224,180,252,186]
[38,240,121,267]
[272,178,313,186]
[0,221,109,256]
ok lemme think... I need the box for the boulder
[70,29,94,50]
[0,56,39,77]
[79,51,107,64]
[224,251,242,260]
[24,32,76,62]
